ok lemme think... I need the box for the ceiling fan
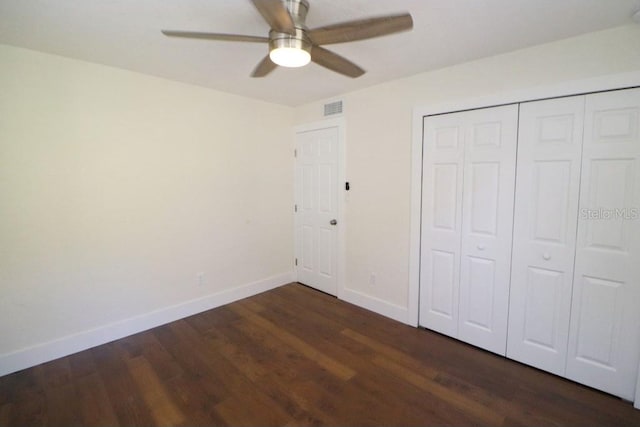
[161,0,413,78]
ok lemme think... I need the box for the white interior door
[457,105,518,355]
[566,88,640,400]
[295,125,339,296]
[507,96,585,374]
[419,111,466,336]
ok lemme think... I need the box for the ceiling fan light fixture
[270,46,311,67]
[269,29,312,68]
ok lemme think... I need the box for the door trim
[409,71,640,328]
[293,117,346,299]
[636,360,640,409]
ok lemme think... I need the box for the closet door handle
[543,253,551,261]
[477,244,485,251]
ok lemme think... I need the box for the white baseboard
[340,287,409,325]
[0,272,294,377]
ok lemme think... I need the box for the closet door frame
[636,362,640,409]
[409,71,640,407]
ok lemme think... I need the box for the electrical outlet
[369,272,376,286]
[197,272,205,286]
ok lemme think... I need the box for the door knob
[477,244,485,250]
[543,253,551,261]
[330,219,337,225]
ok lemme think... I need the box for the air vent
[324,100,343,117]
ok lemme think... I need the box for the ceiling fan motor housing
[269,0,311,56]
[269,27,311,56]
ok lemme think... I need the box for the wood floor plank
[35,357,72,389]
[0,372,21,405]
[6,390,46,426]
[43,382,81,426]
[236,297,371,377]
[126,355,185,426]
[66,348,98,379]
[75,372,120,427]
[278,287,576,420]
[90,343,157,426]
[163,372,229,427]
[135,330,185,382]
[185,305,241,336]
[229,302,357,381]
[371,353,505,425]
[1,283,639,426]
[430,368,567,426]
[159,318,294,425]
[0,403,11,426]
[346,365,473,426]
[151,324,230,403]
[340,327,503,424]
[248,291,478,425]
[207,319,339,425]
[214,393,289,427]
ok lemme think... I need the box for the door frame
[409,71,640,328]
[636,360,640,409]
[293,117,346,299]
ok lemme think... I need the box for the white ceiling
[1,0,639,106]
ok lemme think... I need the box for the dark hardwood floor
[1,283,639,426]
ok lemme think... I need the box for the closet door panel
[566,88,640,400]
[458,105,518,355]
[507,96,585,375]
[419,113,465,336]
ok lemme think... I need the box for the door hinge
[295,258,298,266]
[294,204,297,212]
[294,149,297,158]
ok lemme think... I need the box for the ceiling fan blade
[251,0,296,35]
[308,13,413,45]
[251,55,278,77]
[161,30,268,43]
[311,46,365,78]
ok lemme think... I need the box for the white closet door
[419,112,465,336]
[566,88,640,400]
[507,96,585,374]
[457,105,518,355]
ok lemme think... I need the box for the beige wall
[294,24,640,311]
[0,45,294,357]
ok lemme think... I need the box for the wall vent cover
[324,100,343,117]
